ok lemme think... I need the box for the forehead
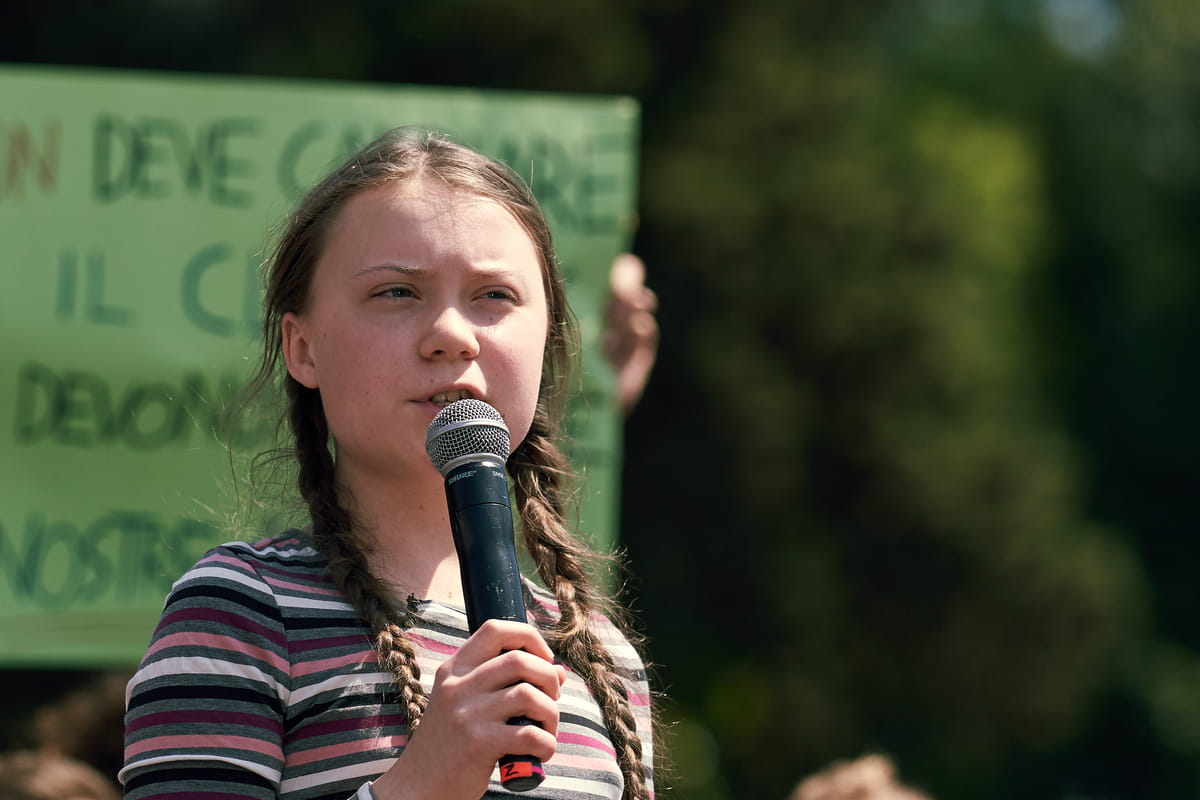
[318,178,543,273]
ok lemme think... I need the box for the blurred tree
[628,3,1152,797]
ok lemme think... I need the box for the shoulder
[139,530,357,671]
[163,529,340,616]
[174,529,324,585]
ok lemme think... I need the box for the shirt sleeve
[121,544,295,800]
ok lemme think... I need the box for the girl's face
[281,178,549,485]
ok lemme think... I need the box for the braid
[510,423,653,800]
[289,380,428,729]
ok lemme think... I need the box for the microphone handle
[446,462,545,793]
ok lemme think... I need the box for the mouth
[428,388,475,407]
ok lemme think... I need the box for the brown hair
[32,669,132,788]
[243,127,652,799]
[790,754,931,800]
[0,751,119,800]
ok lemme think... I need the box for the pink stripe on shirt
[291,649,376,677]
[285,735,408,767]
[126,734,281,760]
[558,731,617,758]
[145,631,290,673]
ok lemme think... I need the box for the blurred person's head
[790,754,931,800]
[0,750,119,800]
[32,669,131,784]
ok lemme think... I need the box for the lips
[428,388,475,407]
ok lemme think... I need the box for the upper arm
[122,547,291,800]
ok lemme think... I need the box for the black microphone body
[427,399,545,793]
[444,457,527,631]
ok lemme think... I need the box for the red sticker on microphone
[502,762,539,780]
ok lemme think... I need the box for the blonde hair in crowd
[0,750,119,800]
[790,754,931,800]
[242,127,652,799]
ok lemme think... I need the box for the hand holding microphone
[425,399,554,792]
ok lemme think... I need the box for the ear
[281,311,320,389]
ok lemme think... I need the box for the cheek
[502,332,549,446]
[312,331,384,409]
[315,320,384,375]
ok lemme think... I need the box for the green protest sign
[0,65,639,666]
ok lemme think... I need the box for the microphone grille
[425,398,511,475]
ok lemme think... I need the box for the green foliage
[630,2,1194,797]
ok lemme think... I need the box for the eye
[479,287,518,303]
[376,285,416,299]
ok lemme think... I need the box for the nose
[420,306,480,360]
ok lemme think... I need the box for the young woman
[121,128,655,800]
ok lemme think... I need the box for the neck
[338,463,469,606]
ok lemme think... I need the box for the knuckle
[448,703,474,733]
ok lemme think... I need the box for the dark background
[4,1,1199,798]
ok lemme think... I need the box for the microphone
[425,398,545,793]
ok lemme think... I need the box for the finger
[454,649,564,709]
[609,253,647,297]
[498,680,563,735]
[629,309,659,344]
[456,619,556,666]
[637,285,658,314]
[497,717,560,764]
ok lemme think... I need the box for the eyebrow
[352,263,525,282]
[352,263,423,279]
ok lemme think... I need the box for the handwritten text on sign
[0,67,638,663]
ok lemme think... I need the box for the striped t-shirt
[121,530,654,800]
